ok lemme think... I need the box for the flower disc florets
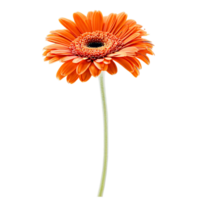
[70,31,124,60]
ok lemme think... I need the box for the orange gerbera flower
[43,11,154,83]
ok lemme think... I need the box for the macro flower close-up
[43,11,154,83]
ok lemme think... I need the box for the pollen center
[87,42,104,48]
[70,31,124,60]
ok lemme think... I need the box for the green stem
[95,71,111,198]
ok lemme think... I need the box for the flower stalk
[95,71,111,198]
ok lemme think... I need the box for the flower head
[43,11,154,83]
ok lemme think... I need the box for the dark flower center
[87,42,104,48]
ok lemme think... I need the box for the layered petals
[112,57,134,72]
[95,58,104,63]
[108,51,127,57]
[43,50,50,56]
[124,57,140,77]
[73,12,89,33]
[126,56,142,69]
[89,63,101,77]
[86,12,93,32]
[79,69,92,82]
[123,33,141,44]
[124,39,153,48]
[49,56,62,64]
[58,61,77,77]
[56,62,69,80]
[67,70,79,84]
[61,56,78,62]
[136,53,150,65]
[44,44,69,50]
[85,9,104,32]
[76,60,92,75]
[116,25,129,38]
[72,57,84,63]
[131,70,140,77]
[103,13,117,32]
[131,56,144,70]
[46,35,71,46]
[122,26,141,41]
[119,47,139,56]
[139,48,154,55]
[107,60,118,75]
[94,61,108,71]
[91,11,103,31]
[50,30,76,41]
[50,50,73,55]
[59,18,81,37]
[111,12,128,35]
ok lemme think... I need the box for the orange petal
[89,63,101,77]
[124,57,140,71]
[112,57,134,72]
[50,30,76,41]
[79,68,91,82]
[44,44,69,50]
[76,60,91,75]
[59,18,81,37]
[126,57,141,78]
[129,22,144,31]
[72,57,84,63]
[44,57,51,61]
[116,25,129,38]
[104,57,112,61]
[61,61,78,76]
[94,61,107,71]
[50,50,73,55]
[131,56,144,70]
[124,18,138,26]
[86,11,93,32]
[120,47,139,56]
[136,53,150,65]
[43,50,50,56]
[73,12,89,33]
[61,56,78,62]
[46,35,71,46]
[95,58,104,63]
[67,70,79,84]
[121,25,140,41]
[91,11,103,31]
[103,13,117,32]
[111,12,128,34]
[123,33,141,44]
[107,60,118,75]
[103,64,108,71]
[107,51,127,57]
[56,61,72,80]
[119,48,138,57]
[49,53,73,57]
[125,56,142,69]
[139,48,154,55]
[55,49,72,53]
[104,60,110,64]
[124,40,155,49]
[124,40,154,48]
[102,16,108,30]
[131,70,140,77]
[49,56,61,64]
